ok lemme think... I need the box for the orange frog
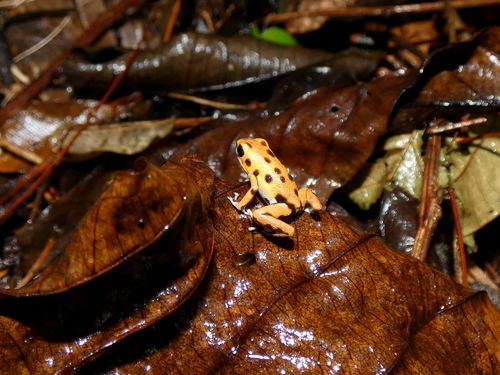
[228,138,322,237]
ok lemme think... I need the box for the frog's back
[238,138,300,208]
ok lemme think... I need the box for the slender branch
[264,0,500,24]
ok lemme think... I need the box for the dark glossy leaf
[62,32,334,92]
[172,74,415,203]
[0,156,215,374]
[77,177,500,374]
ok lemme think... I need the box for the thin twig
[168,92,266,110]
[484,260,500,286]
[426,117,487,134]
[27,182,45,222]
[174,117,212,128]
[456,132,500,144]
[0,267,9,279]
[448,185,468,286]
[411,128,443,261]
[0,137,43,164]
[16,237,55,288]
[264,0,500,24]
[163,0,182,43]
[13,15,72,63]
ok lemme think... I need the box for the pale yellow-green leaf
[347,131,424,210]
[59,118,174,155]
[384,131,425,199]
[347,161,387,210]
[446,115,500,237]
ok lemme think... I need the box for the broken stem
[448,185,468,286]
[411,131,443,261]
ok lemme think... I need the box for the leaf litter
[0,3,500,375]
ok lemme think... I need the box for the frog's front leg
[229,174,259,213]
[298,187,322,212]
[252,203,295,237]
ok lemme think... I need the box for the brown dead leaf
[62,32,334,92]
[0,96,140,173]
[391,24,500,133]
[78,177,500,374]
[0,158,499,373]
[0,156,215,374]
[172,74,416,204]
[416,26,500,104]
[0,155,215,296]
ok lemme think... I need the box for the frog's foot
[298,187,323,213]
[228,192,242,210]
[228,192,253,216]
[252,203,294,237]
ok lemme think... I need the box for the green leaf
[446,114,500,237]
[251,25,297,46]
[347,131,425,210]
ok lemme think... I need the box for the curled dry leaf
[0,96,140,173]
[62,32,334,92]
[60,118,174,155]
[1,155,215,296]
[0,156,215,375]
[393,25,500,130]
[414,26,500,105]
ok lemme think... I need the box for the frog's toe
[228,192,241,207]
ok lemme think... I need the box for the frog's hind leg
[252,203,294,237]
[298,187,322,212]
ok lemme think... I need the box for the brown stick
[448,185,468,286]
[16,238,56,288]
[411,130,443,261]
[264,0,500,24]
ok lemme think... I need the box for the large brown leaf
[0,158,499,373]
[172,73,416,203]
[0,156,215,374]
[80,177,499,374]
[62,32,334,92]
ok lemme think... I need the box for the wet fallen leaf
[62,32,334,92]
[391,25,500,133]
[0,155,215,374]
[85,178,500,373]
[172,74,415,203]
[1,160,499,374]
[414,27,500,105]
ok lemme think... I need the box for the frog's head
[235,138,276,173]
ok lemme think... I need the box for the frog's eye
[237,144,245,157]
